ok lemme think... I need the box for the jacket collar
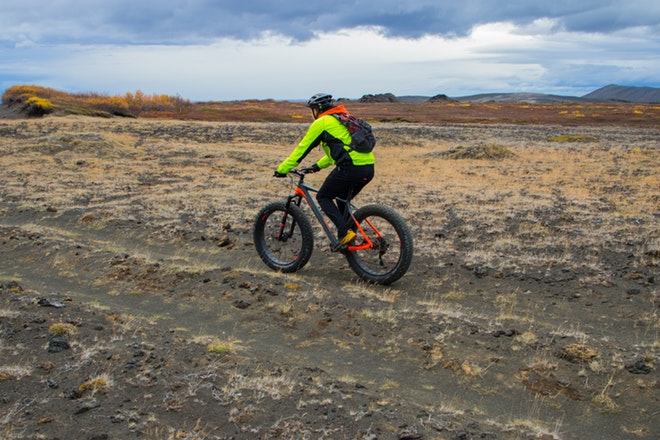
[318,105,348,117]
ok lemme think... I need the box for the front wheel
[345,204,413,284]
[253,201,314,273]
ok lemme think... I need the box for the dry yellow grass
[0,116,658,440]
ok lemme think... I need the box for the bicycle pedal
[331,242,351,252]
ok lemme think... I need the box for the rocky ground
[0,116,658,439]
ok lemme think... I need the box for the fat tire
[253,201,314,273]
[345,204,413,284]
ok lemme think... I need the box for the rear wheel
[344,204,413,284]
[253,201,314,272]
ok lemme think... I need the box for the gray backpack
[333,113,376,153]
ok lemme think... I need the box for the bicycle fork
[276,194,300,242]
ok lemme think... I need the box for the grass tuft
[207,341,232,354]
[79,374,112,394]
[440,144,515,160]
[48,322,77,336]
[547,134,599,142]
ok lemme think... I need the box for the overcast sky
[1,0,659,101]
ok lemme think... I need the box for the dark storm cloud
[2,0,658,45]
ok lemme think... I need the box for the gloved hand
[302,164,321,173]
[273,170,287,178]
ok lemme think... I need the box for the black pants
[317,164,374,238]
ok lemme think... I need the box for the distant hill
[394,94,458,103]
[394,84,660,104]
[396,95,431,104]
[581,84,660,103]
[453,92,584,104]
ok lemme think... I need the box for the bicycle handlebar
[290,168,319,179]
[295,167,319,175]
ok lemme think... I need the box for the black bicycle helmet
[306,93,334,110]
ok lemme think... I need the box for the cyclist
[274,93,375,247]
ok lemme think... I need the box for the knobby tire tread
[345,204,413,284]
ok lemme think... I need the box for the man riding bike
[274,93,375,247]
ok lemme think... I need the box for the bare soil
[0,115,658,439]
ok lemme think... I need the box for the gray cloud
[2,0,659,46]
[1,0,657,100]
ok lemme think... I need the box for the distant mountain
[453,92,584,104]
[392,84,660,104]
[582,84,660,103]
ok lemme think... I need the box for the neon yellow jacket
[276,105,375,175]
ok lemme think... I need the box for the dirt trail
[1,116,658,439]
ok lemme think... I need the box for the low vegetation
[0,99,657,439]
[2,84,659,127]
[1,85,192,118]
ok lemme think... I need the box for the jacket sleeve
[316,154,334,169]
[276,114,361,173]
[276,119,325,175]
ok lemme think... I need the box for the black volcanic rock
[427,94,457,103]
[359,93,399,103]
